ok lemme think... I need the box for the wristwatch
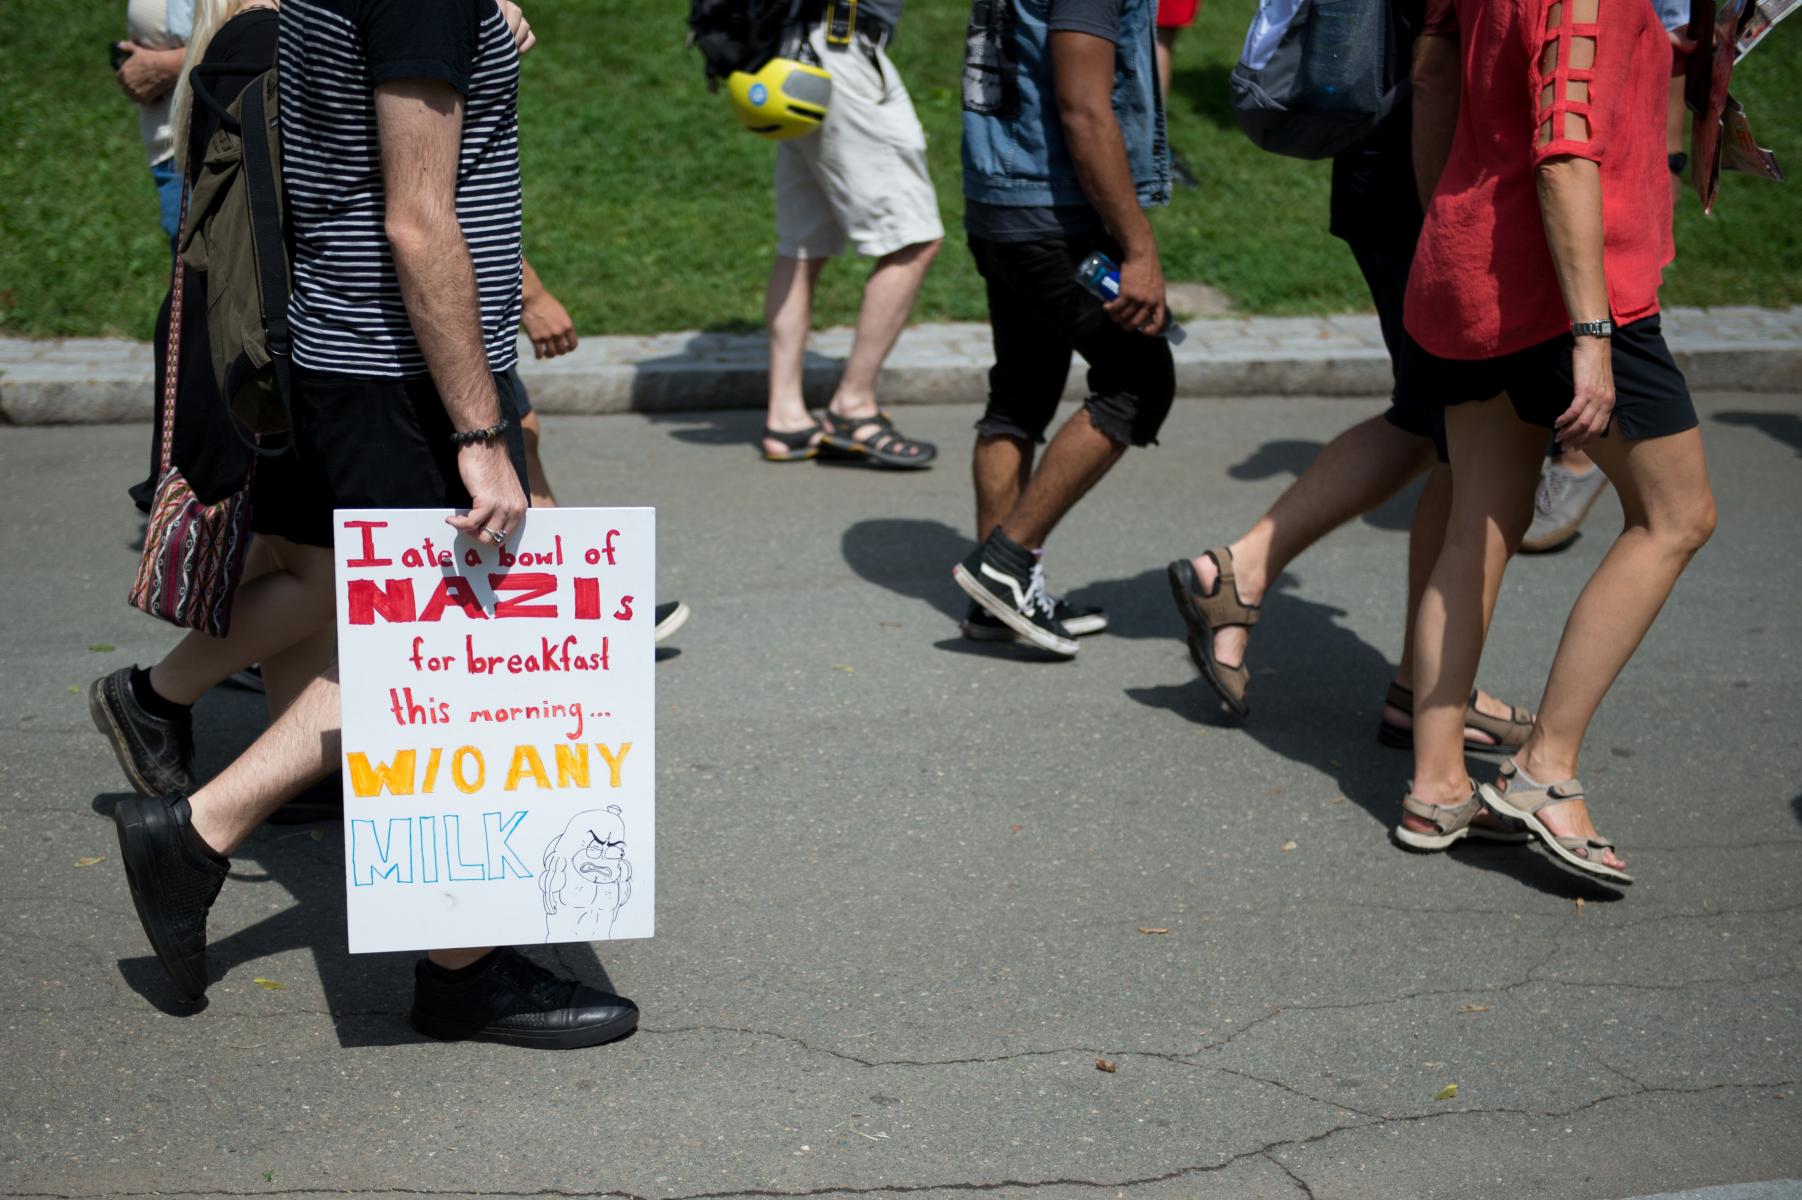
[1571,318,1615,338]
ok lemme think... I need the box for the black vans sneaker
[113,794,229,1000]
[952,529,1078,657]
[90,668,195,796]
[410,948,640,1049]
[963,599,1107,641]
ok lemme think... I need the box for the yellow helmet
[726,57,832,141]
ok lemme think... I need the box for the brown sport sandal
[1479,759,1632,884]
[1166,547,1259,718]
[1378,683,1534,753]
[1394,784,1531,852]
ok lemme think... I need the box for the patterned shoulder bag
[129,190,255,638]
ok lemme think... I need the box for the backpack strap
[237,72,296,458]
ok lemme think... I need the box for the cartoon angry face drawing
[540,806,633,940]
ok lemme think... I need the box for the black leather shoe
[90,668,195,796]
[409,948,639,1049]
[113,795,229,1000]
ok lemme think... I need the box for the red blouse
[1404,0,1675,360]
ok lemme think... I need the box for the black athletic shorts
[1396,315,1697,462]
[251,365,528,548]
[1341,228,1433,439]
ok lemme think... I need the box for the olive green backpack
[181,62,293,452]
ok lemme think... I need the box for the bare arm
[1536,156,1613,447]
[1410,33,1460,209]
[521,256,578,359]
[374,78,526,542]
[116,43,186,104]
[1050,29,1166,335]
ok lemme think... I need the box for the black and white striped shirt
[279,0,522,378]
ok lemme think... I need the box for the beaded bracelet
[449,418,510,448]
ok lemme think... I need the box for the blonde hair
[171,0,276,176]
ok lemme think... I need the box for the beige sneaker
[1521,461,1610,553]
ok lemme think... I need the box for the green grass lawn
[2,0,1798,339]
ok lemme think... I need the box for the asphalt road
[3,393,1799,1200]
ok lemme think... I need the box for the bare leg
[186,665,341,855]
[974,433,1036,540]
[762,255,829,458]
[1000,409,1125,550]
[147,539,335,705]
[1395,462,1451,689]
[520,409,557,508]
[1386,464,1528,735]
[260,625,335,721]
[830,239,942,421]
[1191,415,1431,669]
[1405,397,1547,819]
[1502,428,1715,869]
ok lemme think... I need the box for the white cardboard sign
[332,508,655,954]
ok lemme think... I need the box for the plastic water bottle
[1074,252,1188,345]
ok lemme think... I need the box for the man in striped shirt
[108,0,639,1050]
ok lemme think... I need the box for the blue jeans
[151,158,182,249]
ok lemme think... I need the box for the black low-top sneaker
[952,529,1078,657]
[963,599,1108,641]
[653,600,690,644]
[90,668,195,796]
[113,794,229,1000]
[410,948,640,1049]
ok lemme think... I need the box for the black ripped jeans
[969,232,1176,449]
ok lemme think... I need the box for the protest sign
[333,508,655,954]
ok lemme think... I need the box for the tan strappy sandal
[1166,548,1260,718]
[1394,783,1531,852]
[1378,683,1535,753]
[1479,759,1633,884]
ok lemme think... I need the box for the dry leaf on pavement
[1280,840,1297,852]
[1434,1083,1459,1101]
[1095,1058,1117,1073]
[1138,927,1171,935]
[74,855,107,868]
[252,978,287,991]
[1458,1004,1490,1013]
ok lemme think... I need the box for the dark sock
[425,949,500,983]
[129,667,191,722]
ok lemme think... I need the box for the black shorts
[968,232,1175,449]
[1397,316,1697,462]
[1340,228,1433,440]
[251,365,528,548]
[506,365,533,417]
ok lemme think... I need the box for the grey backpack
[1228,0,1405,160]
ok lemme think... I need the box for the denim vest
[960,0,1169,208]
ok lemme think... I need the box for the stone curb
[3,306,1797,425]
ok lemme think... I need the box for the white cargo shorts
[774,24,945,260]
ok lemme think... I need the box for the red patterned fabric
[1404,0,1674,359]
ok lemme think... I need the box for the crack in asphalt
[9,1082,1795,1200]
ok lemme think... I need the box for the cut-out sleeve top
[1403,0,1676,359]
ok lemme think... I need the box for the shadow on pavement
[1713,410,1802,456]
[1229,439,1423,533]
[1791,793,1802,828]
[841,517,973,622]
[1120,577,1625,902]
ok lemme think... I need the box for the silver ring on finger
[483,525,507,544]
